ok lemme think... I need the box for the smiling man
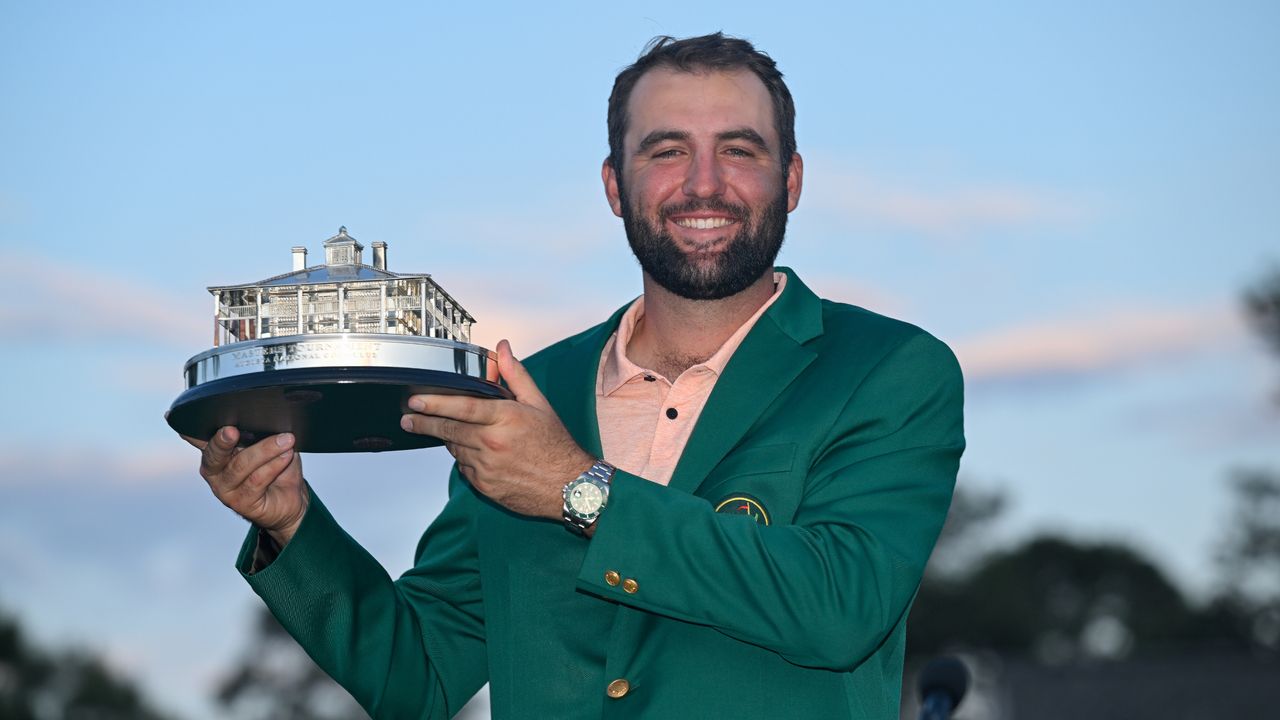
[611,66,797,305]
[192,33,965,719]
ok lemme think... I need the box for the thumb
[497,339,550,410]
[201,426,239,472]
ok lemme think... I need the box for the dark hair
[607,32,797,175]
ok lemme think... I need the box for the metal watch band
[562,460,615,535]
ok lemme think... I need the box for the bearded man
[192,33,965,719]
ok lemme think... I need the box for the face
[603,68,803,301]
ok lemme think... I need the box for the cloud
[411,187,621,264]
[466,298,624,357]
[0,252,206,348]
[798,273,907,317]
[806,170,1085,238]
[0,443,193,489]
[445,264,642,355]
[955,303,1239,384]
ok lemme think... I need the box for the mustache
[658,198,749,223]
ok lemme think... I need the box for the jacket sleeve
[575,332,964,670]
[238,469,488,719]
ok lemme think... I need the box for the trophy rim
[181,332,497,369]
[180,332,503,391]
[169,333,511,452]
[165,365,513,452]
[170,364,514,408]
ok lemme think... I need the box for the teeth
[676,217,732,229]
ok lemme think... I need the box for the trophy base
[165,366,512,453]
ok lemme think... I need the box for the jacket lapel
[667,268,823,495]
[539,302,631,458]
[543,268,823,492]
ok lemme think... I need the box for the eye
[652,147,684,159]
[724,146,755,158]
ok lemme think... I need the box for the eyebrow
[634,127,773,155]
[718,128,770,153]
[636,130,690,154]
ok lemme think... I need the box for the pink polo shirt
[595,273,787,486]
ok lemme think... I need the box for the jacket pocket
[709,442,796,479]
[699,443,801,524]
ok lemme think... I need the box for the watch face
[568,481,604,516]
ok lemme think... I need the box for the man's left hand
[401,339,594,520]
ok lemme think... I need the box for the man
[191,33,964,719]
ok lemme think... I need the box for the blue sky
[2,2,1278,718]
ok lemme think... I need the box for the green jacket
[239,268,965,719]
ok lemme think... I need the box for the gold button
[606,678,630,698]
[604,570,621,586]
[622,578,639,594]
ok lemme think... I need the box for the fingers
[401,413,483,450]
[403,340,547,426]
[228,433,295,481]
[497,340,551,410]
[199,426,239,475]
[406,393,497,424]
[240,443,297,494]
[205,432,295,494]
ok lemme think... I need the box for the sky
[2,1,1278,718]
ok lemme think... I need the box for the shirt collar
[597,272,788,397]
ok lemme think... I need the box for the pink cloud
[955,304,1239,382]
[808,171,1085,237]
[446,269,641,356]
[466,299,622,358]
[0,253,206,348]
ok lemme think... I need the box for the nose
[681,150,725,199]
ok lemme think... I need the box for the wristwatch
[562,460,615,535]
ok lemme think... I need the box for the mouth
[670,216,736,230]
[654,199,749,242]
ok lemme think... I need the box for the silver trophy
[165,227,511,452]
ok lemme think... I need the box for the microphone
[916,655,969,720]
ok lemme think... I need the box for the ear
[785,152,804,213]
[602,157,624,218]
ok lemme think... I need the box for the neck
[627,269,777,380]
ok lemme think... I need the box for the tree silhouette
[1244,266,1280,399]
[1213,468,1280,651]
[966,537,1199,659]
[1244,267,1280,354]
[910,533,1205,661]
[0,608,174,720]
[908,483,1008,656]
[1211,267,1280,650]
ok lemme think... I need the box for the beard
[619,183,789,301]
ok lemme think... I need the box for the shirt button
[607,678,631,698]
[665,407,678,420]
[604,570,621,586]
[622,578,639,594]
[643,374,656,382]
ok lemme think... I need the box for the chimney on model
[372,241,387,270]
[291,246,308,271]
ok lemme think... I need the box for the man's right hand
[184,427,308,548]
